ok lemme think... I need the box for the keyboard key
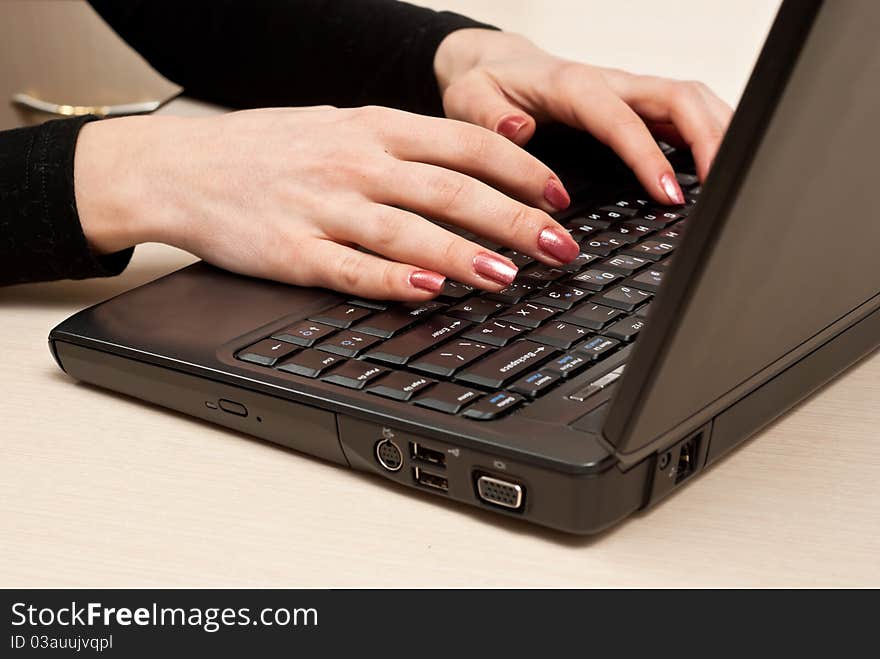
[413,383,483,414]
[602,254,651,274]
[577,335,620,361]
[656,225,685,242]
[517,264,567,284]
[582,208,628,225]
[568,268,623,291]
[236,339,298,366]
[456,341,559,389]
[558,250,601,273]
[676,172,700,188]
[354,301,447,338]
[530,284,589,309]
[609,198,651,211]
[559,303,623,330]
[635,303,654,319]
[315,331,381,357]
[581,233,628,256]
[604,316,645,342]
[409,339,494,377]
[321,361,387,390]
[308,305,371,329]
[542,352,590,378]
[484,281,540,304]
[598,204,637,217]
[499,250,535,268]
[529,321,591,349]
[271,321,336,347]
[510,370,561,397]
[495,303,559,329]
[462,391,525,420]
[628,268,665,292]
[446,297,505,323]
[593,285,652,311]
[366,371,436,401]
[439,281,474,300]
[363,316,469,365]
[276,349,343,378]
[348,298,388,311]
[616,221,656,237]
[461,320,529,347]
[635,210,683,227]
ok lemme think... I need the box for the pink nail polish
[660,172,685,205]
[497,116,528,140]
[473,252,518,286]
[543,178,571,211]
[409,270,446,294]
[538,227,580,263]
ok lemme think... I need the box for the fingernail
[409,270,446,293]
[497,115,529,140]
[538,227,580,263]
[473,252,518,286]
[660,172,685,205]
[543,177,571,211]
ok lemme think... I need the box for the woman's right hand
[74,106,581,301]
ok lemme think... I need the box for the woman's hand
[74,106,579,300]
[435,29,734,204]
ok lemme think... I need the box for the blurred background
[1,0,781,129]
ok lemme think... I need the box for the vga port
[475,474,524,510]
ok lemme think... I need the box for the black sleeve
[87,0,497,116]
[0,116,133,286]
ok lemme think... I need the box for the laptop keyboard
[235,173,701,421]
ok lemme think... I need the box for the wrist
[434,29,536,94]
[74,115,181,254]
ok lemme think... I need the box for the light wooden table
[2,1,878,587]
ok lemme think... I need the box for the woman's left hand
[435,29,734,205]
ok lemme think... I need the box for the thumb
[443,75,536,147]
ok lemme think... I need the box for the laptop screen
[604,0,880,457]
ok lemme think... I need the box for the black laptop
[49,0,880,534]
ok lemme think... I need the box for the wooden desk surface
[2,1,878,587]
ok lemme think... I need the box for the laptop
[48,0,880,534]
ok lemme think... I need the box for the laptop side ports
[474,473,525,511]
[647,425,710,505]
[375,438,403,472]
[409,442,446,468]
[413,466,448,493]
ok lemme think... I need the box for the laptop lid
[602,0,880,462]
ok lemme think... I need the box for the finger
[553,73,684,204]
[377,161,580,266]
[383,110,570,213]
[299,239,447,302]
[614,77,728,180]
[695,84,735,129]
[646,121,687,150]
[329,204,520,291]
[443,73,538,147]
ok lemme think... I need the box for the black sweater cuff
[0,115,134,286]
[398,10,499,117]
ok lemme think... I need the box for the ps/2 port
[375,438,403,472]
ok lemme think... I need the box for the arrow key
[315,331,380,357]
[236,339,298,366]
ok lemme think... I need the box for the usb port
[410,442,446,468]
[413,467,448,493]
